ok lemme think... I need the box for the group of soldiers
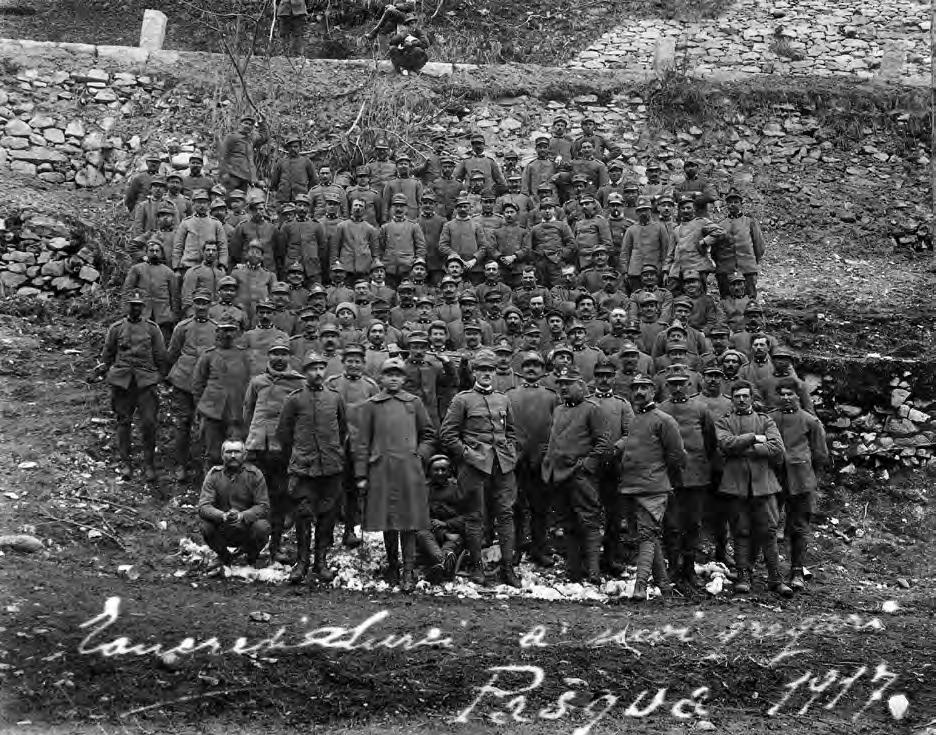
[97,120,829,600]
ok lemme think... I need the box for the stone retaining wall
[569,0,930,86]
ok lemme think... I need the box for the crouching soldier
[771,377,828,591]
[415,454,466,582]
[243,340,305,564]
[616,374,685,602]
[354,357,436,593]
[277,351,348,585]
[198,439,270,568]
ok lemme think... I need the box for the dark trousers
[202,416,243,470]
[111,380,158,464]
[250,451,289,540]
[172,388,196,467]
[598,464,624,566]
[728,492,782,579]
[663,485,706,565]
[341,454,360,536]
[200,518,271,561]
[554,469,602,577]
[534,259,563,288]
[459,461,516,568]
[783,491,815,570]
[703,472,730,561]
[513,461,553,557]
[621,494,670,586]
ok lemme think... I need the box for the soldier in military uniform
[208,275,249,332]
[243,340,305,563]
[454,132,506,193]
[198,439,270,568]
[440,349,521,587]
[167,290,218,482]
[94,290,170,482]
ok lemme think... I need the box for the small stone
[15,286,41,297]
[500,117,522,131]
[9,160,36,176]
[907,408,929,423]
[891,388,911,407]
[838,404,863,418]
[896,577,910,589]
[65,119,86,137]
[762,122,785,137]
[82,132,104,151]
[4,119,32,137]
[43,128,65,144]
[75,166,107,188]
[0,271,28,289]
[27,114,54,129]
[885,418,916,436]
[76,68,110,83]
[38,172,66,184]
[40,260,66,277]
[46,236,71,250]
[51,276,82,291]
[0,136,30,150]
[94,89,119,103]
[78,266,100,282]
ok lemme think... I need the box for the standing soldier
[93,291,170,481]
[414,132,447,186]
[506,352,558,566]
[382,154,423,220]
[440,349,521,587]
[379,193,426,288]
[270,134,316,204]
[243,301,290,376]
[276,351,348,584]
[616,373,685,601]
[182,153,214,198]
[364,138,398,189]
[402,330,455,428]
[124,152,161,214]
[572,116,621,161]
[123,240,181,343]
[529,199,575,288]
[132,178,179,238]
[232,241,276,326]
[715,380,792,597]
[173,189,230,272]
[715,188,764,298]
[243,340,305,563]
[542,367,612,584]
[590,358,635,575]
[230,194,279,273]
[336,198,379,284]
[620,196,669,292]
[697,361,733,566]
[325,343,381,548]
[771,378,828,591]
[276,0,308,56]
[522,136,557,198]
[192,322,252,473]
[218,114,269,192]
[658,372,718,588]
[354,357,436,592]
[167,290,218,482]
[665,194,726,292]
[547,116,574,164]
[454,132,506,193]
[209,275,249,332]
[346,167,384,227]
[416,192,446,284]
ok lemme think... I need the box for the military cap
[156,201,177,216]
[571,173,590,185]
[374,138,390,149]
[428,453,451,468]
[522,323,542,335]
[607,159,625,171]
[308,283,328,296]
[607,192,625,205]
[581,115,596,124]
[390,193,409,206]
[354,165,370,176]
[637,291,660,304]
[319,322,340,335]
[210,197,227,209]
[621,180,640,191]
[371,298,390,310]
[667,319,689,334]
[397,280,416,292]
[395,154,411,164]
[415,295,435,306]
[702,361,725,375]
[493,339,514,354]
[228,188,246,200]
[380,357,406,377]
[216,321,240,331]
[302,351,327,368]
[536,182,554,192]
[579,192,597,204]
[708,323,730,337]
[440,275,458,286]
[335,301,358,316]
[534,135,550,145]
[520,350,545,365]
[471,349,498,369]
[601,270,620,280]
[727,271,745,283]
[455,195,471,207]
[666,340,689,353]
[343,342,366,357]
[188,188,209,201]
[271,281,290,294]
[284,134,302,147]
[125,289,145,304]
[446,253,466,266]
[501,200,518,212]
[166,172,182,182]
[539,197,557,208]
[566,320,586,332]
[504,149,519,160]
[469,169,486,180]
[210,184,227,197]
[622,321,641,333]
[299,306,319,319]
[324,191,342,204]
[463,322,483,333]
[246,190,265,205]
[478,189,496,200]
[280,202,296,214]
[144,152,161,163]
[256,300,275,312]
[187,152,204,163]
[672,295,694,309]
[618,341,640,355]
[721,349,746,363]
[544,307,565,320]
[458,291,478,303]
[556,366,583,382]
[682,269,702,282]
[676,192,696,205]
[593,358,616,375]
[421,190,437,202]
[666,371,690,383]
[725,187,743,201]
[551,343,574,358]
[502,305,523,319]
[429,319,449,332]
[552,115,569,125]
[149,175,167,187]
[287,261,305,273]
[744,302,764,314]
[191,289,212,303]
[469,132,485,143]
[635,196,653,210]
[772,344,797,360]
[218,275,238,288]
[268,340,292,354]
[631,373,655,387]
[646,160,662,171]
[483,290,503,302]
[655,190,675,204]
[441,154,458,165]
[370,259,386,271]
[330,260,346,271]
[506,171,522,181]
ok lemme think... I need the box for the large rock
[40,260,66,277]
[9,160,36,176]
[75,165,107,188]
[65,119,86,138]
[10,147,67,164]
[4,119,32,137]
[0,271,28,289]
[27,217,69,238]
[51,276,82,291]
[0,136,30,150]
[28,114,54,129]
[43,128,65,144]
[78,266,100,282]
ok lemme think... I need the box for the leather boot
[289,520,311,584]
[763,538,792,597]
[734,569,753,594]
[312,543,336,584]
[789,568,806,590]
[652,542,679,597]
[268,530,281,564]
[399,532,417,593]
[383,531,401,585]
[681,554,703,588]
[631,538,655,602]
[342,526,361,548]
[584,529,602,585]
[564,530,583,582]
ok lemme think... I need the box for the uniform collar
[473,383,494,395]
